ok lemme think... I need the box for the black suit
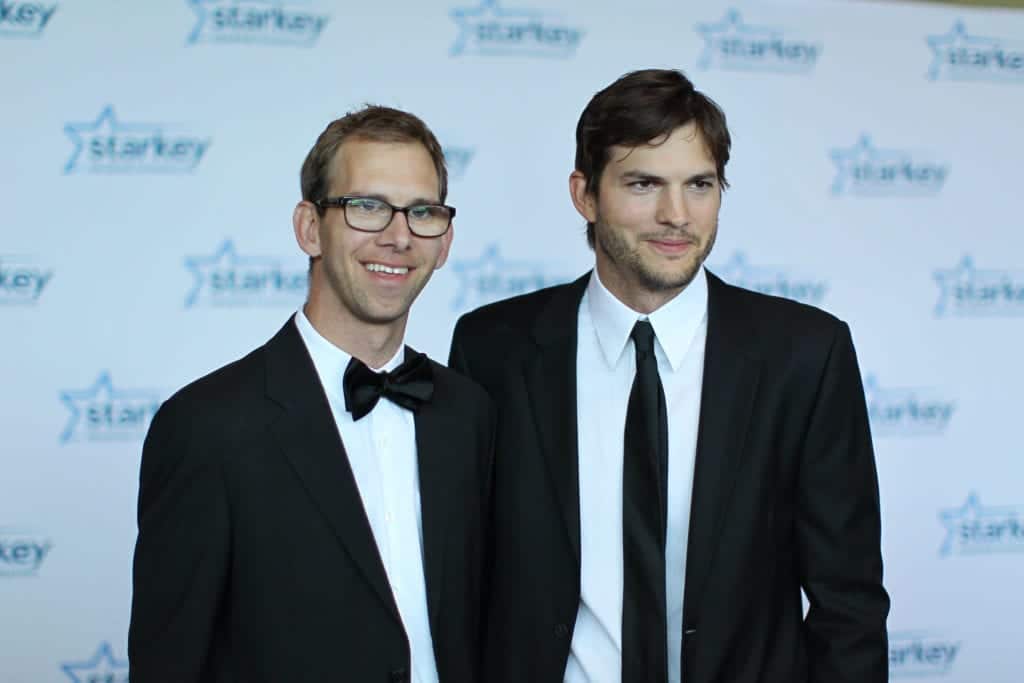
[449,271,889,683]
[129,319,494,683]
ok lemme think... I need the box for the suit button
[554,623,570,638]
[390,668,409,683]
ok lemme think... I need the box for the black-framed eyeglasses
[314,196,455,238]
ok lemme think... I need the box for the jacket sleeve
[128,397,232,683]
[798,321,890,683]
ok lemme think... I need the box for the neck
[594,259,686,315]
[302,297,406,370]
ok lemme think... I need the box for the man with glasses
[129,105,493,683]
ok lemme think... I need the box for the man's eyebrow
[618,170,718,183]
[619,170,666,182]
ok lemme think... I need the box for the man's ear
[569,170,598,223]
[293,201,322,258]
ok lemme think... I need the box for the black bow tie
[343,349,434,421]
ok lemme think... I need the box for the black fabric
[343,349,434,421]
[128,321,495,683]
[448,271,890,683]
[622,320,669,683]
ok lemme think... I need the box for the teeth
[365,263,409,275]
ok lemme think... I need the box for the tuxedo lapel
[263,320,400,623]
[524,275,589,564]
[413,360,457,634]
[683,274,762,625]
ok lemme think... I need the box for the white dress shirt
[565,268,708,683]
[294,311,439,683]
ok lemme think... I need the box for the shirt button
[555,623,570,638]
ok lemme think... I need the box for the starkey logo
[60,642,129,683]
[928,20,1024,83]
[863,375,955,438]
[185,239,307,308]
[449,0,583,58]
[59,372,162,444]
[187,0,330,46]
[830,135,949,197]
[451,243,571,311]
[934,255,1024,317]
[713,251,827,306]
[0,1,56,38]
[0,529,52,577]
[0,254,53,305]
[695,9,821,73]
[940,492,1024,556]
[64,106,211,175]
[889,631,961,677]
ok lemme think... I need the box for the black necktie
[342,349,434,421]
[622,320,669,683]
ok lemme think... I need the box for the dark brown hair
[300,104,448,213]
[575,69,731,246]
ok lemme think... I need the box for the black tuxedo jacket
[129,319,494,683]
[449,271,889,683]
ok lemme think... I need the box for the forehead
[327,138,439,198]
[606,122,716,174]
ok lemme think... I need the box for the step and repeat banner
[2,0,1023,680]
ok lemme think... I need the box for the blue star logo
[185,239,274,307]
[451,243,567,310]
[59,371,162,444]
[63,105,162,174]
[830,135,897,194]
[932,255,1024,317]
[862,374,955,437]
[696,9,771,69]
[449,0,582,58]
[451,0,537,56]
[713,251,827,305]
[926,20,1022,82]
[939,493,1024,556]
[187,0,217,44]
[184,239,306,307]
[187,0,330,47]
[694,9,819,72]
[933,255,975,316]
[60,642,129,683]
[827,134,947,196]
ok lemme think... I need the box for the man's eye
[629,180,656,190]
[350,199,386,213]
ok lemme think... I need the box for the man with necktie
[449,69,889,683]
[129,105,494,683]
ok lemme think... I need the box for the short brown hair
[300,104,448,212]
[575,69,731,247]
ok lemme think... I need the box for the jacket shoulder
[430,358,493,410]
[711,272,844,339]
[453,279,581,338]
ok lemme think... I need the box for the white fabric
[566,268,708,683]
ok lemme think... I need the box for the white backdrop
[2,0,1023,680]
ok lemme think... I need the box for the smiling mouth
[364,262,411,276]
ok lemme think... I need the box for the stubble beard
[594,217,717,294]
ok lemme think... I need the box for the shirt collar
[586,266,708,372]
[293,309,405,402]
